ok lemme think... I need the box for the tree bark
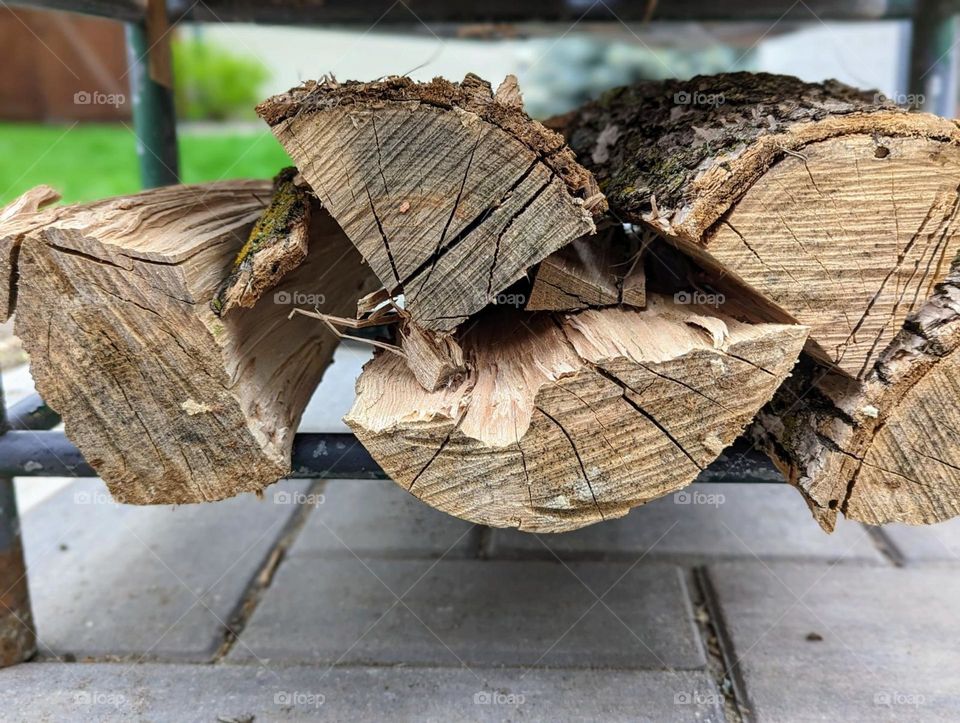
[257,73,606,334]
[346,295,808,532]
[558,72,960,379]
[13,179,378,504]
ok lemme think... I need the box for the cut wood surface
[346,295,808,532]
[0,185,63,321]
[526,226,646,311]
[559,72,960,379]
[14,180,378,504]
[257,73,606,333]
[754,257,960,530]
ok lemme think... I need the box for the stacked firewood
[4,71,960,533]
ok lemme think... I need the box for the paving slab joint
[691,567,750,722]
[212,479,328,662]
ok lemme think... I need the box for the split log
[526,226,646,311]
[346,295,808,532]
[753,259,960,530]
[13,180,378,504]
[559,72,960,379]
[257,73,606,333]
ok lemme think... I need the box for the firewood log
[558,72,960,379]
[256,73,606,334]
[753,259,960,530]
[12,180,378,504]
[345,295,808,532]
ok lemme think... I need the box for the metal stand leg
[0,382,35,667]
[125,21,180,188]
[909,0,960,116]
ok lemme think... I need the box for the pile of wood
[4,71,960,533]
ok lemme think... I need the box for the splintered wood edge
[257,74,608,217]
[346,297,809,532]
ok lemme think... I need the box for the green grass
[0,123,292,205]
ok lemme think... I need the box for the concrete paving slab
[298,341,371,433]
[21,478,313,662]
[290,480,479,559]
[487,483,884,564]
[229,558,705,669]
[0,661,725,722]
[706,562,960,721]
[880,518,960,565]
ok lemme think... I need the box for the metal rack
[1,0,957,667]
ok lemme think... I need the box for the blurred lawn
[0,123,291,205]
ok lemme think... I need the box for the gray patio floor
[2,343,959,722]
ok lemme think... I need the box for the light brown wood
[346,294,808,532]
[559,72,960,379]
[753,259,960,530]
[257,73,606,334]
[0,185,63,320]
[526,227,646,311]
[13,180,378,504]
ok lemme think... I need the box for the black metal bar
[7,0,933,24]
[125,21,180,188]
[6,395,60,432]
[909,0,960,116]
[0,428,781,482]
[8,0,145,22]
[0,385,36,666]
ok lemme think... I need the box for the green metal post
[909,0,959,117]
[125,22,180,188]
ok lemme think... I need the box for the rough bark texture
[213,167,311,314]
[257,73,606,333]
[559,72,960,379]
[754,257,960,530]
[346,295,808,532]
[13,180,378,504]
[526,226,646,312]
